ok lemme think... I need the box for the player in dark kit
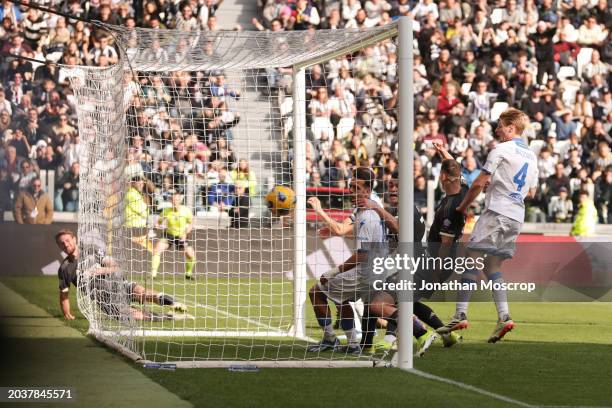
[360,145,467,354]
[56,229,188,321]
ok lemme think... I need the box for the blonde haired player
[438,108,539,343]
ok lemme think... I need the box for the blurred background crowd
[0,0,610,228]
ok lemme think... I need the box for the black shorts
[90,276,136,318]
[161,232,187,250]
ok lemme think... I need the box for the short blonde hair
[498,108,529,135]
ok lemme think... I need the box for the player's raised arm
[457,171,491,215]
[433,140,454,161]
[307,196,353,236]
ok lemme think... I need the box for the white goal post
[65,17,413,368]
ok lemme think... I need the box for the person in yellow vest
[125,176,152,252]
[151,191,196,279]
[230,159,257,196]
[571,190,598,237]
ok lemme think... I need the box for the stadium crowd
[0,0,255,223]
[0,0,610,227]
[259,0,611,225]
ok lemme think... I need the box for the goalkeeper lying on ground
[55,229,188,321]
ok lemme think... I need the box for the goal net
[66,21,406,368]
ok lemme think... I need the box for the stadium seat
[280,96,293,117]
[311,117,335,141]
[554,139,570,157]
[336,117,355,140]
[490,9,503,25]
[490,102,508,122]
[529,139,546,155]
[557,66,576,81]
[562,85,580,108]
[577,47,593,77]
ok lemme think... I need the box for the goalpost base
[89,329,387,368]
[166,360,377,369]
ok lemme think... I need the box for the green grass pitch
[1,275,612,407]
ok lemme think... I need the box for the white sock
[456,302,469,316]
[490,272,509,320]
[457,270,478,316]
[346,328,358,347]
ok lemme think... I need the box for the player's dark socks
[386,310,398,337]
[414,318,428,338]
[333,302,341,329]
[157,293,175,306]
[387,310,427,338]
[414,302,444,329]
[360,314,378,348]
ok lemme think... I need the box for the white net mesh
[66,22,400,366]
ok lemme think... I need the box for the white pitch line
[539,406,612,408]
[194,302,318,343]
[409,368,535,408]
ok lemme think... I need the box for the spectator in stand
[547,163,572,200]
[594,166,612,223]
[548,186,573,222]
[293,0,320,30]
[55,161,79,212]
[467,80,496,122]
[37,144,61,171]
[348,134,368,166]
[0,168,13,222]
[437,83,460,116]
[461,156,481,187]
[230,184,249,228]
[16,159,37,191]
[323,156,350,188]
[577,15,606,48]
[538,147,557,181]
[414,175,427,214]
[582,50,608,82]
[551,109,577,140]
[0,89,12,115]
[207,167,234,212]
[230,158,257,197]
[13,177,52,224]
[8,127,30,159]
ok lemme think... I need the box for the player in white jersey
[438,108,539,343]
[307,167,387,355]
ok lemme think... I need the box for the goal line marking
[409,368,535,407]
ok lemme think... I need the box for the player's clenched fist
[307,197,322,212]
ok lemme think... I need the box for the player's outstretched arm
[457,171,491,215]
[308,197,353,236]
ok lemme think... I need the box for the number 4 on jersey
[513,163,529,191]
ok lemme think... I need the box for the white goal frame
[73,17,413,369]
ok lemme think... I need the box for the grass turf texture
[2,276,612,407]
